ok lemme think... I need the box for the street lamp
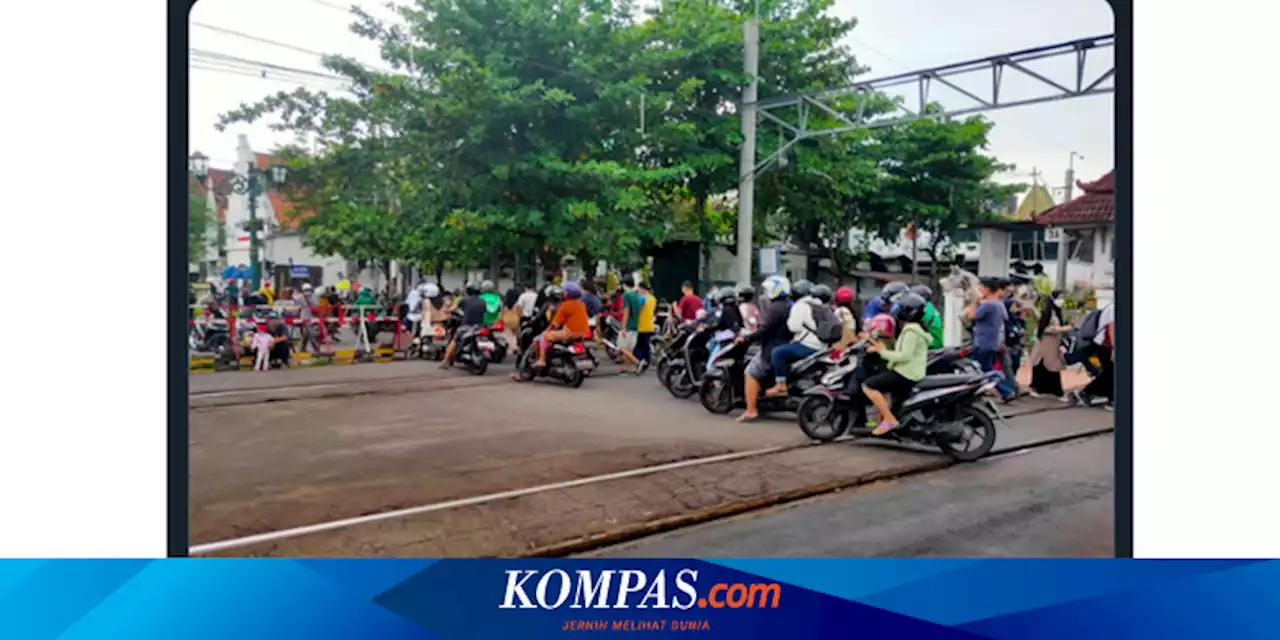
[188,151,289,291]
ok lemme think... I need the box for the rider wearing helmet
[704,286,743,373]
[441,282,488,368]
[833,286,859,339]
[737,284,762,333]
[811,284,833,305]
[479,280,502,327]
[864,281,908,324]
[736,275,792,422]
[765,280,827,398]
[907,284,944,349]
[863,291,931,436]
[525,280,589,373]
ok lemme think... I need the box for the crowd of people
[192,269,1115,416]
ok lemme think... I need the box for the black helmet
[465,282,481,296]
[811,284,833,304]
[737,285,756,302]
[545,284,563,300]
[481,279,496,293]
[908,284,933,300]
[892,292,927,324]
[792,279,814,299]
[881,282,909,300]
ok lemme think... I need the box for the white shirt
[405,290,424,321]
[786,296,826,351]
[1094,304,1115,346]
[516,290,539,317]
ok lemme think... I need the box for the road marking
[189,408,1102,555]
[189,443,795,556]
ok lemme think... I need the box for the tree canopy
[216,0,1017,284]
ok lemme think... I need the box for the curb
[526,426,1114,558]
[190,348,399,372]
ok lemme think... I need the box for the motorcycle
[515,336,594,387]
[407,320,450,360]
[451,324,494,375]
[698,339,843,415]
[487,320,510,364]
[594,316,624,363]
[655,323,697,390]
[795,343,1001,461]
[662,326,714,399]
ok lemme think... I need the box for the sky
[189,0,1115,202]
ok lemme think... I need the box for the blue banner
[1,559,1276,638]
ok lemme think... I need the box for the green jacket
[922,302,944,349]
[480,292,503,325]
[877,322,930,381]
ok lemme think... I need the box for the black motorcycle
[451,324,495,375]
[515,337,594,387]
[655,322,697,389]
[795,344,1001,461]
[698,340,842,415]
[487,319,510,364]
[662,327,714,399]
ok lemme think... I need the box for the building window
[1009,229,1058,262]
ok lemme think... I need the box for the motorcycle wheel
[700,379,734,414]
[491,350,507,364]
[655,357,672,388]
[667,364,696,399]
[796,396,850,442]
[565,365,586,388]
[938,405,997,462]
[470,356,489,376]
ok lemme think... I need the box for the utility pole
[1055,152,1082,290]
[734,16,760,287]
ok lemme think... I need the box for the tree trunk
[434,263,443,288]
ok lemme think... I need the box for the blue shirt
[972,300,1006,351]
[582,293,603,318]
[862,297,887,323]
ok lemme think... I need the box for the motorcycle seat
[913,373,985,390]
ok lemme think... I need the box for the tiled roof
[1035,169,1114,226]
[255,153,313,229]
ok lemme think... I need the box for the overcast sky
[190,0,1114,201]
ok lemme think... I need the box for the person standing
[1001,281,1028,391]
[1028,290,1072,400]
[634,280,658,373]
[966,277,1016,402]
[677,281,703,323]
[1074,302,1115,411]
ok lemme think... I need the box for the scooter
[698,339,843,415]
[662,327,714,399]
[515,336,594,387]
[451,325,495,375]
[795,343,1002,461]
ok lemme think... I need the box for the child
[862,293,931,436]
[251,323,274,371]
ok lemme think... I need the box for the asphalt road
[588,433,1114,558]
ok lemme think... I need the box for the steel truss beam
[750,34,1115,176]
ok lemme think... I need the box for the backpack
[1076,309,1103,340]
[807,303,845,345]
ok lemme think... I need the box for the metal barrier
[188,304,406,364]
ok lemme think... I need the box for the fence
[188,304,410,369]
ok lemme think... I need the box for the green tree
[188,183,216,266]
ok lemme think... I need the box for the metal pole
[248,169,262,291]
[1056,153,1079,290]
[735,19,760,286]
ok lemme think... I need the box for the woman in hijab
[1027,290,1072,400]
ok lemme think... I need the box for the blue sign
[290,265,311,279]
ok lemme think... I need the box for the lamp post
[188,151,288,291]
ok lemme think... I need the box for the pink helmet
[866,313,897,338]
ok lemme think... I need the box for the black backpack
[807,303,845,345]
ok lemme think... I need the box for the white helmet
[423,283,441,298]
[760,275,792,301]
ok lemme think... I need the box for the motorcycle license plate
[477,339,495,350]
[575,358,595,370]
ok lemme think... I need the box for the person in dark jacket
[736,275,793,422]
